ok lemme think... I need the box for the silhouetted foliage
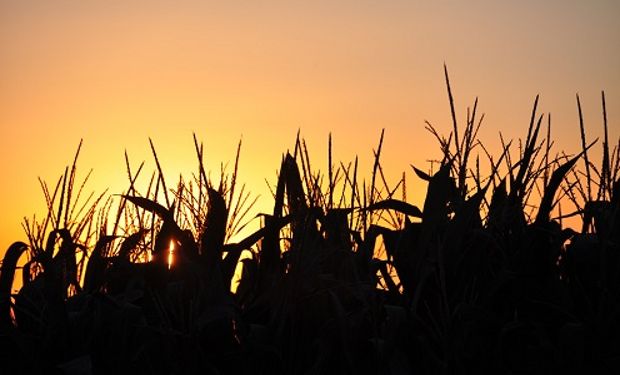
[1,71,619,374]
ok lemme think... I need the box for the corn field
[1,70,619,374]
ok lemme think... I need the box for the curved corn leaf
[365,199,423,218]
[0,242,28,329]
[411,165,432,181]
[122,195,173,220]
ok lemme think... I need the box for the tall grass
[1,70,619,374]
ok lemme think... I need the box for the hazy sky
[1,0,618,250]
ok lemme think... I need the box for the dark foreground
[1,92,619,374]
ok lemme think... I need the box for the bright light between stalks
[168,239,175,270]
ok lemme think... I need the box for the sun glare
[168,239,175,270]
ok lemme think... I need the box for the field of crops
[1,73,619,374]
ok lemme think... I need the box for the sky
[1,0,619,252]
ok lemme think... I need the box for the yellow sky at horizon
[1,0,619,253]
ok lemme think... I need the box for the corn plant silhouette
[1,69,619,374]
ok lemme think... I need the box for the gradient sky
[1,0,618,252]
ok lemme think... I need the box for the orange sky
[1,1,619,252]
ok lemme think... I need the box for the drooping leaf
[122,195,173,220]
[365,199,423,218]
[411,165,432,181]
[0,242,28,329]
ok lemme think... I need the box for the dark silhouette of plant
[0,69,618,374]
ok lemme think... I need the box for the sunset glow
[2,2,620,372]
[1,1,618,251]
